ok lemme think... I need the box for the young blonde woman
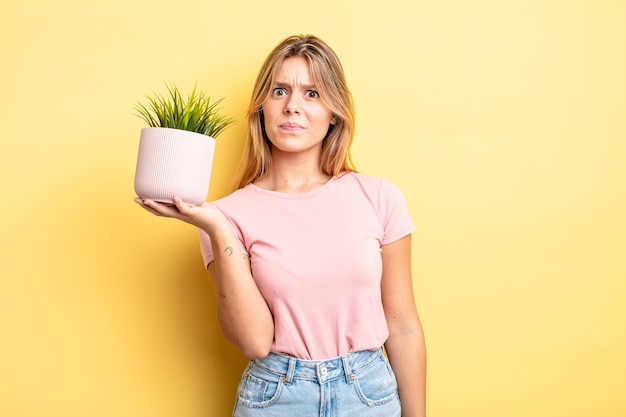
[135,34,426,417]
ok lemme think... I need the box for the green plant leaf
[134,82,234,137]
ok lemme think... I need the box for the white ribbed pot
[134,127,216,205]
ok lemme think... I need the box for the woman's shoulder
[340,172,409,209]
[211,184,258,208]
[340,170,377,183]
[339,171,398,192]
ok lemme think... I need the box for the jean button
[320,366,328,375]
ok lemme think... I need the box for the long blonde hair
[231,34,356,191]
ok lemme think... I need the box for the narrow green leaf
[133,82,235,137]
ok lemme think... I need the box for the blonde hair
[231,34,356,190]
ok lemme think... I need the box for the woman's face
[262,56,335,158]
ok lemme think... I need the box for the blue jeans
[232,347,401,417]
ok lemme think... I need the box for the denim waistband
[252,347,384,385]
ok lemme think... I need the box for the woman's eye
[272,88,287,97]
[306,90,320,98]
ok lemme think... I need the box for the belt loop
[341,355,354,384]
[284,357,296,384]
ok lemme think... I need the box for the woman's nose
[284,95,300,114]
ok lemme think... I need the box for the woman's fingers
[134,197,218,231]
[172,196,194,215]
[135,198,182,218]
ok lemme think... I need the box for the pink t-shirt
[199,172,415,360]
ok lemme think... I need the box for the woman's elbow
[240,337,273,359]
[225,324,273,359]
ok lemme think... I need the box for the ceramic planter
[134,127,216,205]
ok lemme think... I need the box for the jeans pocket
[236,363,284,408]
[352,356,399,406]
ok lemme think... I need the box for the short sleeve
[378,180,415,245]
[198,204,248,270]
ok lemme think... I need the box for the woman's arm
[135,197,275,359]
[381,234,426,417]
[206,221,274,359]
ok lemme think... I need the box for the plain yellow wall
[1,1,625,416]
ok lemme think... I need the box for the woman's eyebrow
[274,81,317,90]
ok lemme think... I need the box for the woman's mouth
[280,122,304,131]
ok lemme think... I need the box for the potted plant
[133,83,234,205]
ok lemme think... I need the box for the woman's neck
[254,156,330,194]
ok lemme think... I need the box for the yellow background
[1,1,625,416]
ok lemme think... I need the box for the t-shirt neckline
[246,173,347,199]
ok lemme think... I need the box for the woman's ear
[330,115,337,125]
